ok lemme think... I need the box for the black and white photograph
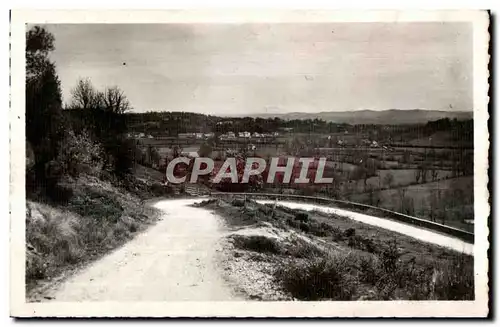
[9,10,490,317]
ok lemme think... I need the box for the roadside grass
[209,198,474,301]
[274,239,474,301]
[26,174,161,293]
[275,252,359,300]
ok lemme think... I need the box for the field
[349,176,474,232]
[132,120,474,234]
[339,169,453,194]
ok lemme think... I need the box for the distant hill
[232,109,473,125]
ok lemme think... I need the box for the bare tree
[69,78,101,109]
[428,189,442,222]
[397,188,413,214]
[102,86,131,114]
[414,169,421,184]
[402,150,411,164]
[367,185,381,206]
[430,167,439,182]
[420,164,428,183]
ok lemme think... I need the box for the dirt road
[47,199,240,301]
[43,197,472,301]
[257,200,474,255]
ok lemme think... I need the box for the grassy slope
[197,198,474,301]
[26,172,163,299]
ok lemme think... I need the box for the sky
[44,23,472,115]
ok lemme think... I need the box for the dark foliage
[231,235,282,254]
[294,212,309,222]
[25,26,70,202]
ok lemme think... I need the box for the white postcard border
[10,9,490,317]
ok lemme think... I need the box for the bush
[299,222,310,233]
[68,188,123,223]
[380,240,400,273]
[151,182,169,196]
[284,236,324,258]
[286,218,300,229]
[295,212,309,222]
[56,130,104,177]
[275,253,358,300]
[309,224,329,237]
[26,252,47,281]
[232,199,246,207]
[347,235,378,254]
[344,228,356,237]
[357,255,381,285]
[432,255,474,300]
[231,235,282,254]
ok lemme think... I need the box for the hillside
[233,109,473,125]
[196,198,473,301]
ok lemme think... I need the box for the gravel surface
[42,199,243,301]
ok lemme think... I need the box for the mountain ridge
[226,109,473,124]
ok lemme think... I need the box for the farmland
[126,112,474,232]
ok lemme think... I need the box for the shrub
[68,189,123,223]
[232,199,246,207]
[284,236,324,258]
[432,255,474,300]
[357,255,381,285]
[258,206,272,215]
[56,130,104,177]
[231,235,282,254]
[295,212,309,222]
[344,228,356,237]
[275,253,358,300]
[307,222,330,237]
[108,137,138,176]
[286,218,300,229]
[26,252,47,281]
[299,222,310,233]
[380,240,401,273]
[348,235,377,254]
[151,182,170,196]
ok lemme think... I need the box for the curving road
[47,199,239,301]
[257,200,473,255]
[43,197,472,302]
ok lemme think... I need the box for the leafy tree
[26,26,68,197]
[26,26,55,83]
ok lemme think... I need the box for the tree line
[26,26,138,202]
